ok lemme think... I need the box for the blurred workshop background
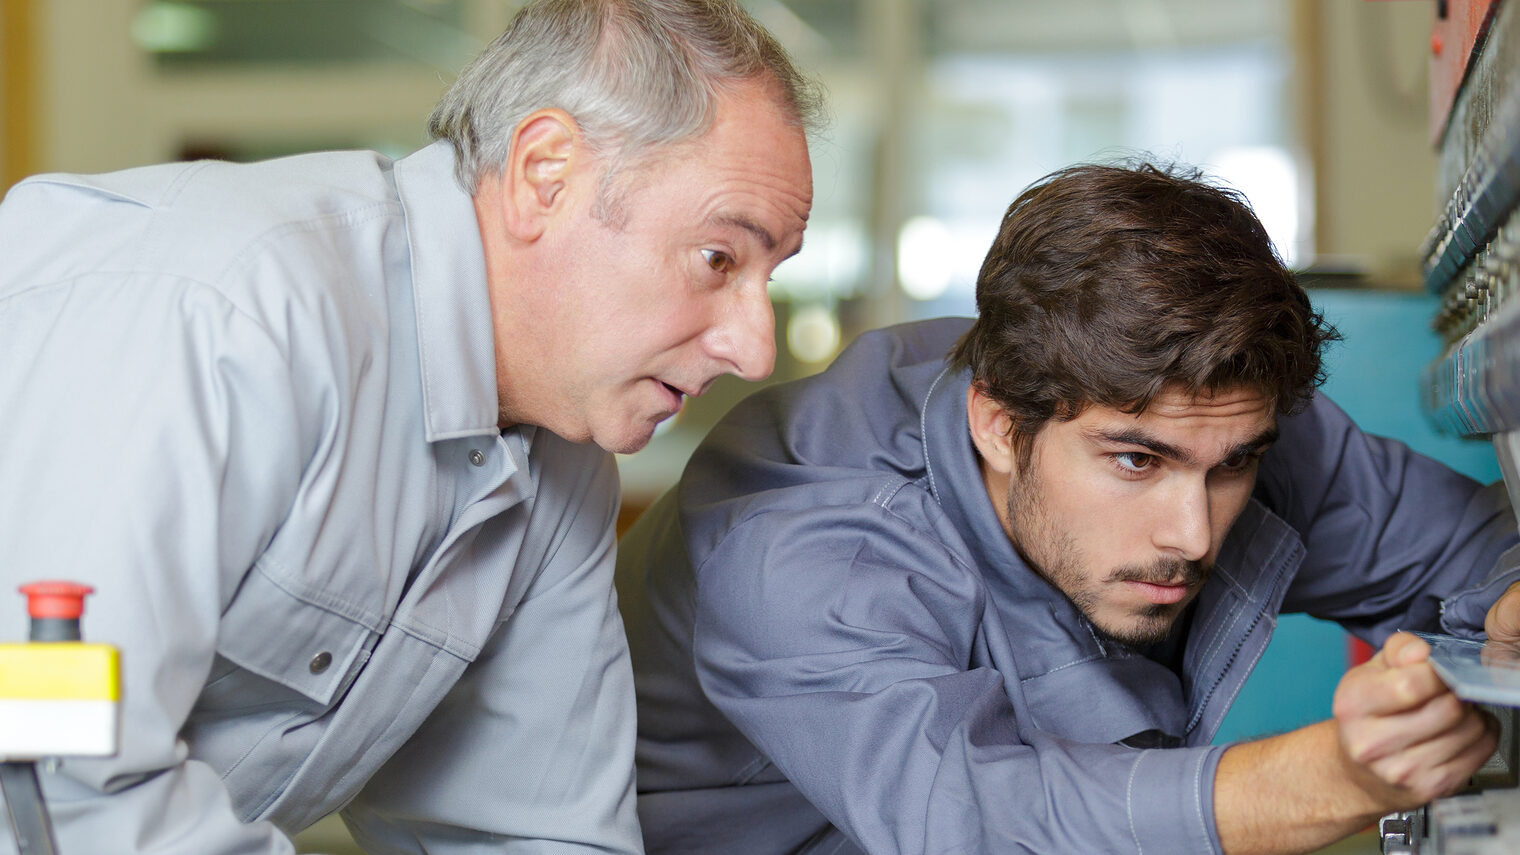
[0,2,1490,853]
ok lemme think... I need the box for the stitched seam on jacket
[215,201,399,282]
[919,366,952,505]
[1196,601,1237,672]
[1017,652,1106,681]
[1191,753,1213,854]
[1126,751,1146,855]
[1195,515,1298,680]
[1211,563,1254,601]
[392,619,479,660]
[870,477,911,508]
[242,711,311,820]
[730,753,771,785]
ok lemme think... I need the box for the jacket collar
[393,140,502,443]
[919,365,1099,641]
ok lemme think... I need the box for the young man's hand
[1216,632,1497,854]
[1331,631,1497,809]
[1484,579,1520,646]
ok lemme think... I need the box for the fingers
[1333,633,1502,808]
[1359,706,1498,803]
[1484,581,1520,645]
[1340,690,1471,763]
[1333,634,1445,719]
[1480,640,1520,667]
[1382,631,1431,667]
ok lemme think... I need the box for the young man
[0,1,815,852]
[618,163,1520,854]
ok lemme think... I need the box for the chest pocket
[1017,654,1191,745]
[212,561,378,707]
[188,563,381,818]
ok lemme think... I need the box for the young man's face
[970,384,1278,645]
[495,79,813,454]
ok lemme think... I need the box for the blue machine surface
[1213,288,1501,745]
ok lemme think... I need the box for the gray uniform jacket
[0,142,641,854]
[617,317,1520,855]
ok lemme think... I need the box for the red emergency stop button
[19,581,95,620]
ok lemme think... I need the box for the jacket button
[309,652,332,674]
[468,449,485,466]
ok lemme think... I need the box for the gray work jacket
[618,317,1519,855]
[0,142,640,854]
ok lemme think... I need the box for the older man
[618,163,1520,854]
[0,1,814,852]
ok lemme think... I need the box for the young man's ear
[967,384,1017,476]
[495,109,583,241]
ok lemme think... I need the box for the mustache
[1106,557,1208,587]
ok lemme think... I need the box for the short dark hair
[951,161,1338,457]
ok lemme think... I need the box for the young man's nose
[1155,478,1211,562]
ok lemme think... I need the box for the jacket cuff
[1441,543,1520,638]
[1125,745,1225,855]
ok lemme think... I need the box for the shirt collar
[394,140,501,442]
[921,368,1034,586]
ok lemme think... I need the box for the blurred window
[133,0,476,70]
[117,0,1298,497]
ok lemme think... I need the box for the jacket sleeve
[0,275,309,854]
[690,496,1223,855]
[339,447,644,855]
[1257,394,1520,640]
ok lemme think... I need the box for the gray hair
[428,0,824,195]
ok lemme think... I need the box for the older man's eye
[701,249,734,274]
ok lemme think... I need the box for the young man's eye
[1112,452,1155,473]
[1219,452,1262,473]
[701,249,734,274]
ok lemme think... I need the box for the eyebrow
[710,213,804,260]
[1085,425,1280,467]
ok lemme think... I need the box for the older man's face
[510,79,813,454]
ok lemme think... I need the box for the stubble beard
[1005,464,1208,647]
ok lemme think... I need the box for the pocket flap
[218,565,374,705]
